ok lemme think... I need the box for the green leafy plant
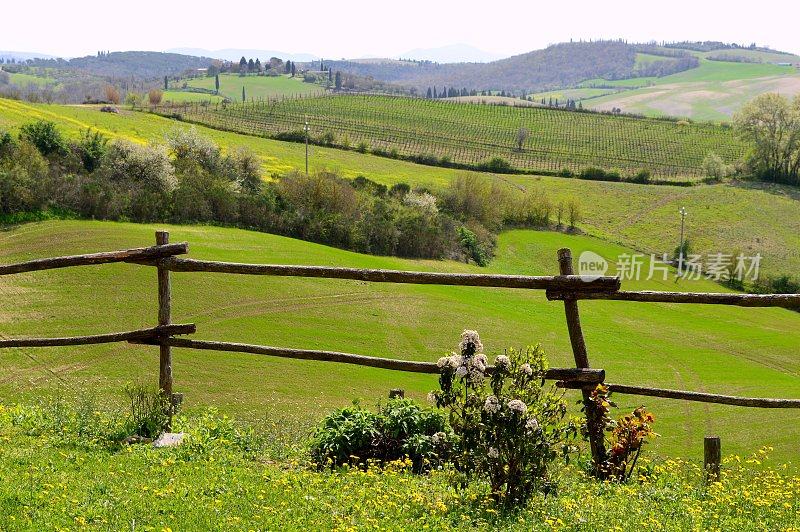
[19,119,66,156]
[123,382,170,439]
[310,398,452,473]
[430,331,578,507]
[584,384,658,481]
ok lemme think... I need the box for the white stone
[152,432,186,448]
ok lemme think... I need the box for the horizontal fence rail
[153,257,622,292]
[129,337,606,382]
[0,324,196,348]
[0,242,189,276]
[558,381,800,408]
[547,289,800,309]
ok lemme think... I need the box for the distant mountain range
[399,44,505,63]
[0,50,57,61]
[166,48,318,63]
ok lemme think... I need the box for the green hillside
[585,59,800,120]
[181,73,324,101]
[2,220,800,462]
[1,98,799,278]
[157,94,746,179]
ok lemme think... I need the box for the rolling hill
[1,98,798,279]
[584,57,800,120]
[2,220,800,462]
[157,93,746,179]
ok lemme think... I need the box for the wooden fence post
[557,248,606,475]
[704,436,721,482]
[156,231,174,428]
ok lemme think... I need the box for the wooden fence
[2,231,800,471]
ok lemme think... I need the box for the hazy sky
[5,0,799,58]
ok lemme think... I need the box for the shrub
[310,399,452,472]
[104,84,121,105]
[477,157,513,173]
[102,141,176,193]
[167,127,223,174]
[702,151,732,180]
[430,331,578,507]
[458,225,490,266]
[226,147,262,194]
[148,89,163,105]
[629,169,652,184]
[579,167,621,182]
[0,139,49,214]
[77,128,109,173]
[19,119,66,156]
[586,384,658,481]
[123,382,170,439]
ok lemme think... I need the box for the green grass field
[3,400,798,529]
[1,98,799,278]
[2,220,800,463]
[182,73,324,101]
[162,90,224,104]
[160,93,746,179]
[6,72,58,87]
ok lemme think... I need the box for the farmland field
[585,58,800,120]
[181,73,324,101]
[156,94,747,179]
[2,220,800,463]
[1,98,799,278]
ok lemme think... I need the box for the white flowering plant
[429,330,579,507]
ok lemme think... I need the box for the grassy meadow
[181,73,324,101]
[2,220,800,463]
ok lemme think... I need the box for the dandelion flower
[488,447,499,459]
[431,432,446,444]
[525,417,539,431]
[427,391,438,404]
[520,363,533,377]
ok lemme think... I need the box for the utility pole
[304,115,310,175]
[678,207,687,275]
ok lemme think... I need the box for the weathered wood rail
[2,231,799,472]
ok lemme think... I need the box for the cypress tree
[242,86,246,102]
[248,59,255,72]
[164,76,168,90]
[433,87,437,98]
[239,56,247,72]
[334,71,342,90]
[215,74,220,94]
[291,62,296,77]
[426,87,432,98]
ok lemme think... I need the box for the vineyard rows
[153,94,748,180]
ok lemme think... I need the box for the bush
[579,167,621,182]
[102,141,176,193]
[458,225,490,266]
[148,88,163,105]
[310,399,452,473]
[77,129,109,173]
[19,119,66,156]
[702,151,732,180]
[477,157,513,173]
[430,331,578,507]
[123,382,170,439]
[628,169,652,184]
